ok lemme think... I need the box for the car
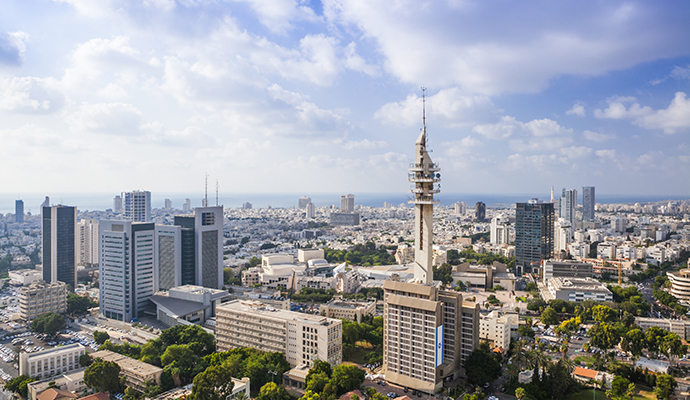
[484,383,490,389]
[501,388,506,393]
[404,388,409,393]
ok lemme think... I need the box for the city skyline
[1,1,689,195]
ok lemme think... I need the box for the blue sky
[1,0,689,199]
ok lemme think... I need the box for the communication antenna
[204,174,208,207]
[216,180,219,206]
[421,87,426,130]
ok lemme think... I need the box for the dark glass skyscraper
[475,202,486,222]
[582,186,595,221]
[174,215,197,286]
[15,200,23,223]
[42,205,77,290]
[515,200,554,274]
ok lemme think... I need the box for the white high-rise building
[77,218,99,268]
[490,216,510,245]
[560,188,577,223]
[113,195,122,213]
[298,196,312,209]
[99,221,181,321]
[306,202,315,218]
[554,218,573,253]
[340,194,354,213]
[454,202,466,216]
[612,217,627,233]
[164,199,172,210]
[183,198,192,213]
[123,190,151,222]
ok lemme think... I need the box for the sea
[0,192,687,214]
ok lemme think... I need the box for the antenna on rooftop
[421,87,426,131]
[216,179,219,207]
[204,173,208,207]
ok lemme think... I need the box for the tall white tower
[408,89,440,285]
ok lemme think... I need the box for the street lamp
[268,370,277,383]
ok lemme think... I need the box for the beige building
[19,280,67,321]
[20,344,85,379]
[668,269,690,302]
[216,299,342,367]
[635,317,690,340]
[383,280,480,394]
[452,262,516,291]
[479,311,518,351]
[545,277,613,302]
[242,268,261,287]
[8,269,43,286]
[320,298,376,324]
[27,368,87,400]
[89,350,162,391]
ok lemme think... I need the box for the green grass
[567,388,656,400]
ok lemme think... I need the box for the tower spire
[421,86,426,131]
[205,173,208,207]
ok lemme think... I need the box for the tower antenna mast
[421,87,427,130]
[205,174,208,207]
[216,180,219,206]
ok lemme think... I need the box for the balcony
[409,163,440,172]
[408,173,440,183]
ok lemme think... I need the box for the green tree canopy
[464,345,502,385]
[93,330,110,345]
[191,362,236,400]
[31,312,65,337]
[331,364,365,395]
[589,323,621,353]
[541,307,559,326]
[654,374,677,400]
[5,375,37,398]
[256,382,292,400]
[84,360,121,393]
[67,293,98,314]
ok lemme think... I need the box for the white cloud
[0,31,29,66]
[560,146,593,159]
[671,65,690,80]
[230,0,321,34]
[65,102,143,135]
[52,0,116,17]
[376,88,494,127]
[473,116,519,139]
[344,42,379,76]
[524,118,571,137]
[595,149,617,159]
[444,135,481,156]
[583,130,615,142]
[595,92,690,133]
[0,76,64,113]
[566,104,585,117]
[340,139,387,150]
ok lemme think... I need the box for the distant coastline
[1,192,688,215]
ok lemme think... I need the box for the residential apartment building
[19,280,68,320]
[123,190,151,222]
[42,205,77,289]
[19,344,85,379]
[635,317,690,340]
[89,350,162,391]
[560,189,577,223]
[582,186,595,222]
[668,269,690,302]
[77,218,99,268]
[515,200,554,274]
[479,311,517,351]
[216,299,343,367]
[15,199,24,223]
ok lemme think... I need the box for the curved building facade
[668,269,690,301]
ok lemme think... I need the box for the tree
[464,345,502,385]
[67,293,98,314]
[661,332,687,366]
[5,375,37,398]
[93,330,111,345]
[645,326,667,356]
[654,374,676,400]
[541,307,559,326]
[306,371,330,394]
[256,382,291,400]
[84,360,121,393]
[306,359,333,384]
[191,362,235,400]
[515,387,526,400]
[79,353,93,367]
[612,376,631,398]
[331,364,365,395]
[31,312,65,337]
[592,305,617,324]
[625,329,646,359]
[627,383,636,400]
[589,323,621,354]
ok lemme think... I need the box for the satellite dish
[436,173,441,178]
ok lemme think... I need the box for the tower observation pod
[408,88,440,285]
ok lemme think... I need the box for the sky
[1,0,690,200]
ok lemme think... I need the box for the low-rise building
[541,260,593,283]
[635,317,690,340]
[479,311,514,351]
[27,368,87,400]
[19,344,85,379]
[19,280,68,320]
[668,269,690,302]
[88,350,163,391]
[216,299,343,367]
[149,285,230,327]
[9,269,43,286]
[452,262,515,290]
[320,298,376,324]
[545,277,613,302]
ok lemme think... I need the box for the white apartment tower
[554,218,573,253]
[183,198,192,213]
[113,195,122,213]
[340,194,355,213]
[306,202,316,219]
[383,97,479,394]
[560,188,577,223]
[490,216,510,245]
[77,218,99,268]
[123,190,152,222]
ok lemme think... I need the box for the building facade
[42,205,77,289]
[515,200,554,274]
[19,343,85,379]
[173,206,224,289]
[216,300,343,367]
[541,260,593,283]
[582,186,595,221]
[15,199,24,222]
[77,219,99,268]
[89,350,162,391]
[19,281,68,320]
[668,269,690,302]
[475,202,486,222]
[545,277,613,302]
[560,189,577,223]
[123,190,151,222]
[340,194,355,213]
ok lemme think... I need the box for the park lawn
[567,388,655,400]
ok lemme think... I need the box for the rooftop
[218,300,340,326]
[89,350,163,376]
